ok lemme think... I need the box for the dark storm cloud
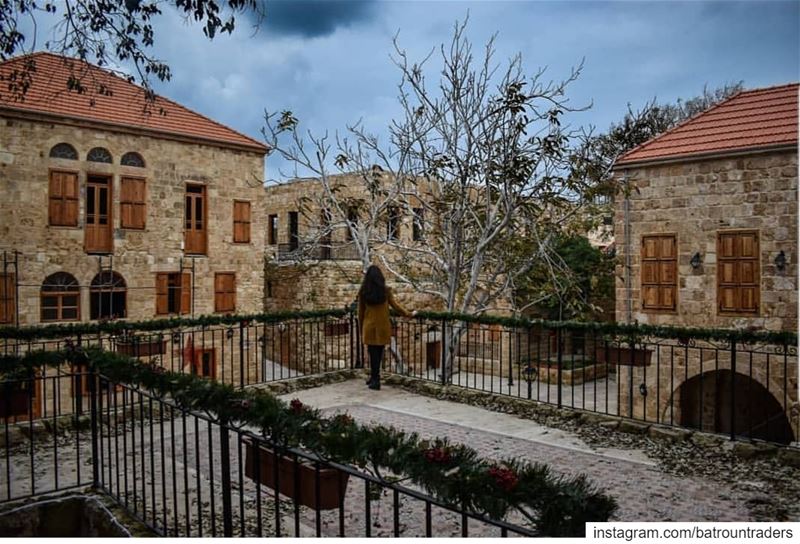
[256,0,377,37]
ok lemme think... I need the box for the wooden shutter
[233,201,251,243]
[641,234,677,312]
[717,231,760,315]
[120,177,146,229]
[214,273,236,313]
[0,273,14,324]
[49,171,79,226]
[155,273,169,315]
[180,273,192,315]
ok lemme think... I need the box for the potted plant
[594,338,652,367]
[243,437,349,510]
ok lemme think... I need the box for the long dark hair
[360,265,387,305]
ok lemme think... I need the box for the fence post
[729,338,737,441]
[239,320,245,388]
[556,327,563,408]
[89,360,100,488]
[441,317,448,385]
[348,309,355,370]
[219,426,234,536]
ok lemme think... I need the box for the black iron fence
[1,368,536,536]
[386,315,799,446]
[275,243,361,262]
[1,310,798,535]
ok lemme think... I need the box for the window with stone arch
[49,143,78,160]
[40,272,80,322]
[87,147,113,163]
[121,152,146,168]
[90,271,127,320]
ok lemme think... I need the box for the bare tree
[264,19,601,377]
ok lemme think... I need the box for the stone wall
[0,116,267,325]
[615,150,798,331]
[262,174,513,315]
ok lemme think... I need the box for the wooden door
[85,175,113,253]
[185,185,207,254]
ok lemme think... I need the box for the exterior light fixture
[690,252,702,269]
[775,250,787,272]
[639,383,648,397]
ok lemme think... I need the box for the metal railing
[1,369,535,536]
[385,315,799,446]
[274,243,361,262]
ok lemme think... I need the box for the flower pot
[595,346,652,367]
[115,338,167,357]
[243,438,349,510]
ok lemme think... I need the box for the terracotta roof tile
[0,52,267,154]
[616,83,798,166]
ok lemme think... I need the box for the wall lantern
[775,250,787,272]
[690,252,702,269]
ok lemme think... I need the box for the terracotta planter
[324,321,350,337]
[534,362,609,385]
[115,338,167,357]
[243,438,349,510]
[595,346,652,367]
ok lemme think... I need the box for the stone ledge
[381,373,800,468]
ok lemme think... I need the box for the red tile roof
[0,52,267,154]
[616,83,798,166]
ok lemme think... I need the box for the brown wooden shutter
[641,234,677,312]
[155,273,169,315]
[121,178,146,229]
[214,273,235,313]
[180,273,192,314]
[49,171,78,226]
[233,201,251,243]
[717,231,759,315]
[0,273,14,324]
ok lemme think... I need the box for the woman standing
[358,265,415,390]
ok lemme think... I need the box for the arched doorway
[677,369,794,444]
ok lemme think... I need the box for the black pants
[367,345,385,384]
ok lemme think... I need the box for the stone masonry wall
[0,116,267,325]
[615,150,798,331]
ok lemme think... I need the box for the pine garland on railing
[0,347,617,537]
[1,306,795,346]
[0,308,350,341]
[413,311,799,346]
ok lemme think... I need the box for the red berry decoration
[423,446,452,464]
[289,398,305,414]
[335,413,354,425]
[488,466,518,492]
[239,399,252,410]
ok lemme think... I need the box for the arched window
[87,147,113,163]
[120,152,145,168]
[49,143,78,160]
[41,272,80,322]
[90,271,127,320]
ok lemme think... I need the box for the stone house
[612,83,798,443]
[0,53,269,402]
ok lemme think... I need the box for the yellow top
[358,288,411,346]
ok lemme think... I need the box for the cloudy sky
[35,0,800,179]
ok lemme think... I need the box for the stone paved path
[282,379,763,523]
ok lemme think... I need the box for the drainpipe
[622,172,632,324]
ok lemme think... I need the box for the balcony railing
[0,309,797,535]
[274,243,361,262]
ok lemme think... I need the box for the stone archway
[675,369,795,444]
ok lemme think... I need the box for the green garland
[1,306,795,346]
[415,310,799,346]
[0,347,616,537]
[0,308,350,341]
